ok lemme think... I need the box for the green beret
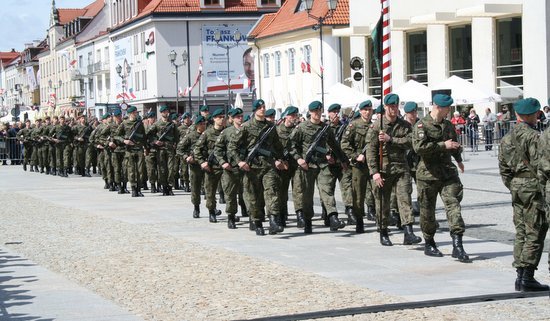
[169,113,178,120]
[353,111,361,119]
[514,98,541,115]
[229,108,243,117]
[112,109,122,116]
[375,105,385,114]
[404,102,418,113]
[199,105,209,112]
[284,106,299,115]
[383,93,399,105]
[193,111,200,118]
[308,100,323,111]
[127,106,137,113]
[433,94,453,107]
[182,112,191,119]
[101,113,111,120]
[194,115,206,125]
[212,108,225,118]
[359,100,372,110]
[265,108,276,117]
[244,114,251,122]
[328,103,341,112]
[147,111,156,119]
[159,105,169,113]
[136,115,143,122]
[252,99,265,111]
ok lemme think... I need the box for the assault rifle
[157,122,175,142]
[78,124,93,142]
[335,107,357,143]
[128,119,143,143]
[304,121,331,163]
[245,119,283,164]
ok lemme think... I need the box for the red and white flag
[301,60,311,73]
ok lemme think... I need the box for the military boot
[23,163,27,171]
[150,182,158,193]
[424,238,443,257]
[46,167,51,175]
[380,228,393,246]
[218,192,226,204]
[61,169,68,177]
[174,179,181,190]
[168,185,175,196]
[515,268,524,291]
[520,267,549,292]
[118,183,125,194]
[268,215,284,235]
[162,185,168,196]
[131,186,138,197]
[136,187,144,197]
[249,220,256,231]
[304,219,313,234]
[328,213,346,231]
[193,205,200,218]
[51,168,57,176]
[451,234,470,262]
[40,167,44,173]
[85,168,92,177]
[34,165,39,172]
[93,167,97,174]
[366,205,376,221]
[227,214,237,229]
[103,179,110,189]
[109,182,117,192]
[255,221,265,236]
[355,216,365,234]
[29,165,34,172]
[296,210,305,228]
[321,204,329,227]
[142,181,149,190]
[346,206,356,225]
[122,182,129,193]
[403,224,422,245]
[209,209,218,223]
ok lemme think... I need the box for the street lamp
[305,0,338,107]
[48,79,63,109]
[116,63,131,105]
[213,29,242,115]
[169,49,189,114]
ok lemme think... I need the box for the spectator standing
[482,108,497,150]
[451,111,466,145]
[467,109,480,151]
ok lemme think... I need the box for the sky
[0,0,95,52]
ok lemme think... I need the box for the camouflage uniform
[277,120,297,223]
[16,124,33,170]
[30,122,42,170]
[114,117,146,194]
[177,127,204,209]
[73,122,92,176]
[147,119,177,193]
[54,121,72,176]
[110,120,127,191]
[178,123,191,190]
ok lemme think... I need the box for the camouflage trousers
[145,151,158,183]
[298,164,337,220]
[85,144,97,169]
[180,159,190,184]
[48,143,56,169]
[55,144,65,170]
[74,143,87,171]
[371,171,414,229]
[279,164,297,216]
[351,165,371,219]
[22,144,32,166]
[39,144,50,169]
[204,167,223,211]
[510,177,548,268]
[189,163,204,206]
[243,166,281,222]
[221,168,244,215]
[111,152,126,184]
[125,150,144,186]
[324,164,353,208]
[156,149,171,186]
[417,176,465,239]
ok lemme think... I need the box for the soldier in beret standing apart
[177,115,207,218]
[412,94,469,262]
[366,94,422,246]
[228,99,286,235]
[499,98,548,292]
[114,106,146,197]
[290,101,348,234]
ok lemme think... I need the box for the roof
[0,51,20,66]
[248,13,277,38]
[249,0,349,39]
[58,0,103,24]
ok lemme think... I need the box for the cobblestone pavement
[0,151,549,320]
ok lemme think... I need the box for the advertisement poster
[202,24,254,95]
[113,36,133,100]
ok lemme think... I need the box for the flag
[319,60,324,75]
[116,93,123,100]
[183,87,192,96]
[129,88,137,99]
[123,92,131,100]
[301,60,311,73]
[371,16,383,75]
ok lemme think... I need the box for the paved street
[0,149,549,320]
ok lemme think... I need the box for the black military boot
[40,167,44,173]
[122,182,129,193]
[193,205,200,218]
[174,179,181,190]
[215,209,222,216]
[515,268,524,291]
[424,238,443,257]
[150,182,158,193]
[103,179,110,189]
[355,216,365,234]
[85,168,91,177]
[93,167,97,174]
[227,214,237,229]
[346,206,356,225]
[51,168,57,176]
[268,215,284,235]
[118,183,125,194]
[403,224,422,245]
[109,182,117,192]
[328,213,346,231]
[23,163,27,171]
[520,267,550,292]
[61,169,68,178]
[296,210,305,228]
[255,221,265,236]
[162,185,168,196]
[209,209,218,223]
[67,167,73,174]
[451,234,470,262]
[34,165,39,172]
[30,165,34,172]
[218,192,226,204]
[321,204,329,227]
[249,220,256,231]
[168,185,175,196]
[380,228,393,246]
[304,219,313,234]
[366,205,376,221]
[46,167,51,175]
[136,187,144,197]
[131,186,138,197]
[142,181,149,190]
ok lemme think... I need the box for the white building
[343,0,550,113]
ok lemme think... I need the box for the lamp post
[48,79,63,110]
[169,49,188,114]
[213,29,242,115]
[116,63,131,106]
[305,0,338,107]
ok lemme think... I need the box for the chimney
[11,48,15,52]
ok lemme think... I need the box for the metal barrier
[0,137,23,164]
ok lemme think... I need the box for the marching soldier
[144,111,159,193]
[412,94,469,262]
[16,119,33,171]
[30,118,42,172]
[289,100,348,234]
[366,94,422,246]
[40,116,52,174]
[74,115,92,177]
[277,106,299,227]
[179,112,192,192]
[48,116,58,175]
[341,100,375,233]
[93,113,112,188]
[403,102,421,216]
[539,123,550,278]
[228,99,286,236]
[52,115,72,177]
[499,98,548,292]
[108,109,128,194]
[85,118,100,176]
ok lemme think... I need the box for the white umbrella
[432,75,502,105]
[393,80,432,106]
[234,92,243,109]
[317,83,380,109]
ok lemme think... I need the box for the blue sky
[0,0,95,52]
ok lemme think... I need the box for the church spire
[50,0,59,27]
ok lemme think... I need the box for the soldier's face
[386,104,399,118]
[214,115,224,126]
[233,114,243,126]
[255,104,266,117]
[310,109,323,122]
[328,110,339,123]
[360,108,373,121]
[60,118,65,125]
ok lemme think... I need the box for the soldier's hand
[96,144,104,150]
[186,156,194,163]
[124,139,135,146]
[444,139,460,150]
[298,158,309,171]
[326,154,335,165]
[356,154,365,163]
[77,137,84,142]
[238,161,250,172]
[274,160,286,171]
[457,162,464,173]
[109,142,116,148]
[373,173,384,188]
[155,141,164,147]
[379,131,391,142]
[201,162,211,172]
[222,162,232,170]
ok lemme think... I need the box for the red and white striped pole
[381,0,392,96]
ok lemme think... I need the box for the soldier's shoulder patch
[418,129,425,139]
[345,130,351,136]
[417,123,423,128]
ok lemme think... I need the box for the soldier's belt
[514,172,536,178]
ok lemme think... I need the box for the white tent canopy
[432,75,501,105]
[316,82,380,110]
[393,79,432,106]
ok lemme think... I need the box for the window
[141,70,147,90]
[263,54,270,78]
[133,34,138,56]
[78,55,83,69]
[105,74,111,95]
[304,45,312,65]
[96,49,101,63]
[406,31,428,85]
[288,49,295,74]
[204,0,220,4]
[274,51,281,76]
[496,17,523,104]
[295,0,307,12]
[449,25,472,81]
[88,78,94,99]
[104,47,109,68]
[261,0,277,5]
[140,32,145,53]
[97,77,103,96]
[134,71,140,91]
